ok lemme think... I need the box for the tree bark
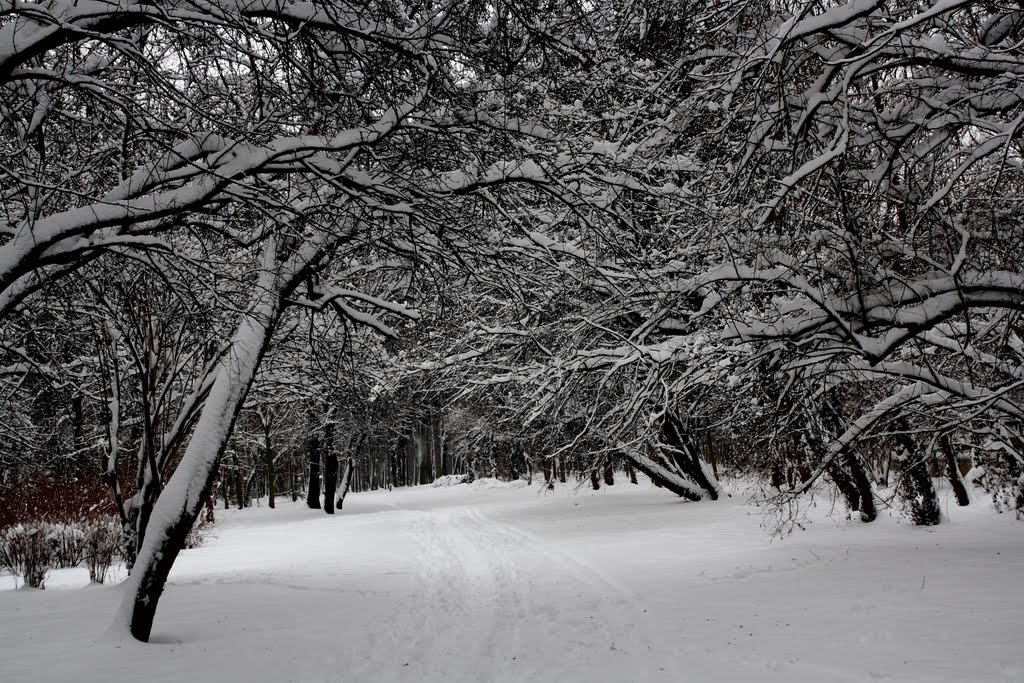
[265,419,275,509]
[940,434,970,507]
[624,449,703,501]
[846,451,877,523]
[896,431,940,525]
[232,454,245,509]
[336,459,354,510]
[590,469,601,490]
[661,415,720,499]
[827,461,861,512]
[290,457,298,502]
[306,432,322,510]
[323,423,338,515]
[603,464,615,486]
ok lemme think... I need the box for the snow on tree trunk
[661,416,721,500]
[622,449,704,501]
[117,269,281,642]
[336,459,354,510]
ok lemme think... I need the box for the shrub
[897,457,941,526]
[81,519,120,583]
[50,523,85,569]
[0,525,56,588]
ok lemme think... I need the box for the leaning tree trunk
[623,449,704,501]
[826,461,861,512]
[661,415,721,500]
[336,434,364,509]
[118,283,280,642]
[336,459,355,510]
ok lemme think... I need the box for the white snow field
[1,478,1022,683]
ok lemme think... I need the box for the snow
[2,479,1022,682]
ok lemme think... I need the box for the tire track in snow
[366,506,664,682]
[403,507,530,681]
[463,506,664,681]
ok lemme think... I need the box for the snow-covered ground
[1,478,1021,682]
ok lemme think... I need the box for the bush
[432,474,468,488]
[81,519,120,583]
[50,523,85,569]
[0,525,56,588]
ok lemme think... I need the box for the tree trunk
[896,432,939,525]
[624,449,703,501]
[306,432,322,510]
[603,464,614,486]
[265,421,275,509]
[290,457,298,502]
[204,490,215,523]
[940,434,970,507]
[336,459,354,510]
[624,462,638,484]
[590,469,601,490]
[323,424,338,515]
[232,454,245,509]
[827,460,861,512]
[120,275,280,642]
[661,415,720,499]
[706,433,719,480]
[846,451,877,523]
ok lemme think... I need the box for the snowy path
[357,505,661,683]
[1,479,1022,682]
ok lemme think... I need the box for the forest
[1,0,1023,652]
